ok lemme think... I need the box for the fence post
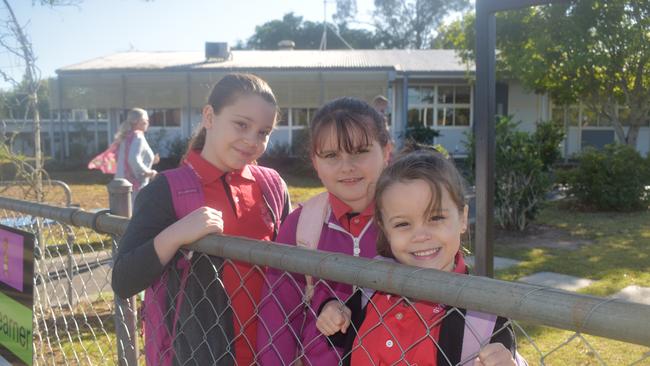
[108,179,138,366]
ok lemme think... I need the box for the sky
[2,0,377,86]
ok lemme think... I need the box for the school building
[24,42,650,159]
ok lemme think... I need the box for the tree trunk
[31,92,43,202]
[625,124,640,148]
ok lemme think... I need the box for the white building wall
[507,81,550,133]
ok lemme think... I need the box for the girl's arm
[111,176,175,298]
[112,175,224,298]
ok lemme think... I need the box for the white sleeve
[127,135,152,178]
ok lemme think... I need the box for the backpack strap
[144,163,205,366]
[460,311,528,366]
[163,163,205,219]
[248,165,287,239]
[295,191,330,304]
[460,311,497,365]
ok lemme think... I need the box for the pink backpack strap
[248,165,287,238]
[295,191,330,303]
[163,164,205,218]
[460,311,498,365]
[144,164,204,366]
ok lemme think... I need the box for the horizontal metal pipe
[189,235,650,347]
[2,196,649,347]
[0,196,129,236]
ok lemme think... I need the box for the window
[407,84,472,128]
[146,108,181,127]
[86,109,108,121]
[52,109,72,120]
[291,108,317,127]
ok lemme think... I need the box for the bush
[403,124,440,145]
[558,144,650,211]
[465,117,564,231]
[258,140,316,178]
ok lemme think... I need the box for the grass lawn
[3,170,649,364]
[492,202,650,365]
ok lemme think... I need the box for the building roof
[57,49,473,75]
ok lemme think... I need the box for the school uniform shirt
[328,254,516,366]
[329,193,374,237]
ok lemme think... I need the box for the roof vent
[205,42,230,61]
[277,40,295,50]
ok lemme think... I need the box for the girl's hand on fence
[316,300,351,336]
[474,343,516,366]
[153,206,223,266]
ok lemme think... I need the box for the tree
[372,0,470,49]
[0,0,80,201]
[245,12,377,50]
[438,1,650,146]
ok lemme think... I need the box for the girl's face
[380,179,468,271]
[312,124,391,212]
[201,94,276,172]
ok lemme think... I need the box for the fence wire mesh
[0,193,648,365]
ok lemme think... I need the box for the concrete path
[612,285,650,306]
[518,272,594,292]
[466,254,650,306]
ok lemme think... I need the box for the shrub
[465,117,564,231]
[403,123,440,145]
[558,144,650,211]
[259,140,316,178]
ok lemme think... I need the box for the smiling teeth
[412,248,440,257]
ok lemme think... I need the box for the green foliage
[0,78,51,119]
[372,0,470,49]
[165,135,190,167]
[403,124,440,145]
[245,0,471,51]
[466,117,564,230]
[245,13,377,50]
[558,144,650,211]
[441,1,650,146]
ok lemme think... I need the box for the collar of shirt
[328,193,374,229]
[184,149,255,185]
[382,252,467,319]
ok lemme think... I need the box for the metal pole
[108,179,138,366]
[474,1,497,277]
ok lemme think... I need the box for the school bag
[295,193,528,366]
[143,163,287,366]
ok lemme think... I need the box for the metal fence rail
[0,192,649,365]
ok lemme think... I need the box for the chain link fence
[0,182,649,365]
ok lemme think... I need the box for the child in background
[112,73,290,366]
[256,97,392,365]
[316,148,519,366]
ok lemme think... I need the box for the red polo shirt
[185,151,274,365]
[351,254,467,365]
[328,193,374,237]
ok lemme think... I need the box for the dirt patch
[495,224,593,250]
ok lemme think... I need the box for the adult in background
[115,108,159,198]
[372,95,389,117]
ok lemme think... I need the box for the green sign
[0,224,34,366]
[0,291,31,364]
